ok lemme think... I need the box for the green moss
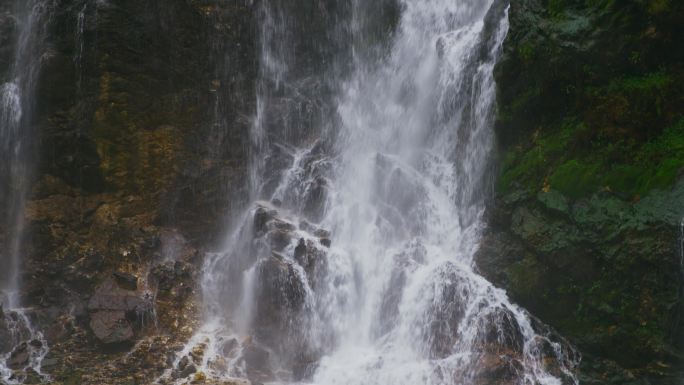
[499,118,684,199]
[612,71,672,91]
[547,0,566,15]
[549,160,600,198]
[508,254,545,301]
[517,42,535,63]
[647,0,671,14]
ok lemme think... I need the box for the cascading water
[164,1,580,384]
[0,0,53,382]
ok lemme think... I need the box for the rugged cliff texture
[478,0,684,383]
[1,1,255,383]
[2,0,683,384]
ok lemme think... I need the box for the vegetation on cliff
[482,0,684,382]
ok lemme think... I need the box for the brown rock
[89,310,134,344]
[87,277,153,344]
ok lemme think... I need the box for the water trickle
[167,1,580,384]
[0,0,55,380]
[0,309,50,384]
[74,2,87,89]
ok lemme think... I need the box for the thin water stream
[0,0,54,382]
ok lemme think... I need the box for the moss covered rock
[482,0,684,382]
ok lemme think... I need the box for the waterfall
[163,1,580,384]
[0,0,53,382]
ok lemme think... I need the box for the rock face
[0,0,256,383]
[482,0,684,382]
[0,0,680,384]
[253,254,308,346]
[250,203,331,372]
[87,276,152,344]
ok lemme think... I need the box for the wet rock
[88,278,147,313]
[179,363,197,378]
[476,308,525,355]
[253,255,307,350]
[8,370,27,383]
[89,310,134,344]
[220,337,239,357]
[178,355,190,371]
[313,228,330,239]
[423,264,469,358]
[292,359,319,382]
[266,228,292,252]
[113,272,138,291]
[8,342,30,369]
[260,146,296,199]
[189,343,207,363]
[241,341,274,383]
[258,213,297,252]
[253,206,278,237]
[293,239,328,290]
[299,220,316,233]
[471,353,524,385]
[294,238,307,261]
[192,371,207,382]
[303,176,329,222]
[87,277,154,344]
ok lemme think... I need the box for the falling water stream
[0,0,53,382]
[165,0,580,384]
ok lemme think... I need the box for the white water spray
[0,0,54,381]
[167,1,580,384]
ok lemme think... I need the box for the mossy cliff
[478,0,684,383]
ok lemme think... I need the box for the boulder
[253,255,307,346]
[475,308,525,355]
[302,175,329,223]
[179,363,197,379]
[241,340,274,383]
[220,337,239,357]
[470,353,524,385]
[421,264,469,358]
[89,310,134,344]
[87,277,154,344]
[7,342,29,369]
[293,238,328,290]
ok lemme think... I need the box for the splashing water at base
[0,309,50,384]
[165,1,580,385]
[0,0,55,381]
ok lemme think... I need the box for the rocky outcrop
[87,276,153,344]
[0,0,257,383]
[482,0,684,382]
[250,203,331,375]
